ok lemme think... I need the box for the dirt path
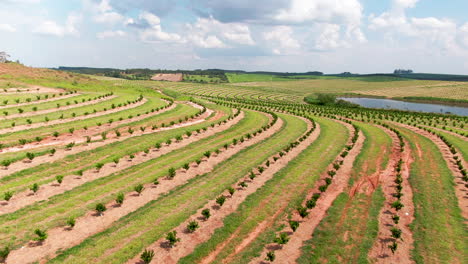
[0,100,175,154]
[368,127,415,263]
[0,95,116,120]
[125,117,318,264]
[0,86,65,94]
[251,122,363,264]
[5,112,280,264]
[0,98,148,135]
[394,123,468,224]
[0,93,80,110]
[0,108,224,213]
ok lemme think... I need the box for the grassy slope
[49,113,307,263]
[183,117,349,264]
[398,127,466,264]
[0,103,201,193]
[0,108,260,248]
[297,123,391,264]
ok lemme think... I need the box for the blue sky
[1,0,468,74]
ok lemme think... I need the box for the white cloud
[186,17,255,48]
[275,0,363,25]
[133,12,182,43]
[97,30,126,39]
[459,23,468,48]
[33,13,81,37]
[394,0,419,9]
[190,35,226,48]
[0,24,16,32]
[263,26,300,55]
[315,24,343,50]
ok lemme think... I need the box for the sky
[1,0,468,74]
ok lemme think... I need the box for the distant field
[229,77,468,100]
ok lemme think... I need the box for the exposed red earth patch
[151,73,183,82]
[368,127,415,263]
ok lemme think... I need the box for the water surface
[339,97,468,116]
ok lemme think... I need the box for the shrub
[168,167,176,179]
[289,220,300,232]
[140,249,155,264]
[3,191,13,201]
[66,217,76,228]
[227,187,235,196]
[201,209,210,220]
[34,229,47,242]
[390,227,402,239]
[297,206,309,218]
[26,152,35,161]
[116,192,125,205]
[166,231,180,247]
[274,232,290,244]
[265,251,275,262]
[134,184,144,195]
[95,203,106,216]
[56,175,64,185]
[30,183,39,194]
[187,221,199,233]
[216,196,226,206]
[0,246,10,262]
[391,201,404,211]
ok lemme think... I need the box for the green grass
[0,103,213,194]
[48,113,306,263]
[398,126,466,264]
[297,122,391,264]
[0,108,263,248]
[180,117,349,263]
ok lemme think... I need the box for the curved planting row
[0,107,265,262]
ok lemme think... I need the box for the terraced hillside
[0,64,466,264]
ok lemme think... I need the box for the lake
[339,97,468,116]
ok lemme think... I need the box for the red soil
[0,98,148,135]
[368,127,415,263]
[0,93,80,110]
[394,123,468,224]
[0,106,221,214]
[1,95,116,120]
[5,111,279,264]
[252,122,363,264]
[125,117,317,264]
[151,73,183,82]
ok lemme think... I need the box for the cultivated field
[0,63,466,264]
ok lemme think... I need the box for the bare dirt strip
[368,127,415,264]
[5,112,280,264]
[250,121,362,264]
[0,100,175,154]
[0,98,148,135]
[0,108,223,213]
[125,117,318,264]
[0,95,116,120]
[0,93,80,110]
[0,86,66,94]
[394,123,468,224]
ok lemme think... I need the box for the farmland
[0,63,466,264]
